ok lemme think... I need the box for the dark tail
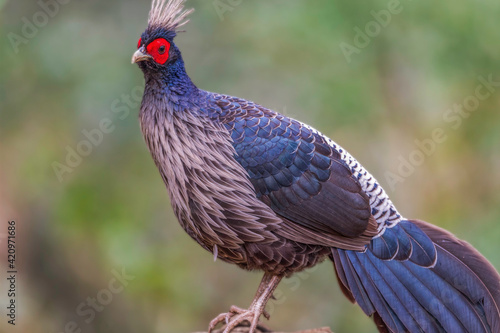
[331,219,500,333]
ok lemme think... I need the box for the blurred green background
[1,0,500,332]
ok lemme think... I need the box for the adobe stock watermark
[58,267,135,333]
[52,86,143,182]
[339,0,413,64]
[7,0,73,54]
[266,265,319,316]
[384,74,500,191]
[213,0,243,21]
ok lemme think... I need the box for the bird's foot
[208,304,270,333]
[208,274,282,333]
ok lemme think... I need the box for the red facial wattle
[146,38,171,65]
[137,38,142,49]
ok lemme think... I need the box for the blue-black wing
[215,96,378,244]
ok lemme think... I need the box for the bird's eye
[146,38,171,65]
[137,38,142,49]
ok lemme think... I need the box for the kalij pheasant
[131,1,500,332]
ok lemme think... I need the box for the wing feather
[216,97,378,247]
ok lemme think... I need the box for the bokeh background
[1,0,500,332]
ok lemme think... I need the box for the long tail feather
[331,219,500,332]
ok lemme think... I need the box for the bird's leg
[209,273,273,331]
[226,272,273,321]
[208,273,283,333]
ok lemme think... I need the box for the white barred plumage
[298,121,402,233]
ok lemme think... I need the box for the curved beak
[131,48,153,64]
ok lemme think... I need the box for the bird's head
[132,0,194,77]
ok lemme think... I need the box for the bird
[131,0,500,332]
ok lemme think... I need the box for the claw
[225,306,245,324]
[208,313,227,333]
[208,274,283,333]
[208,305,268,333]
[262,310,271,321]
